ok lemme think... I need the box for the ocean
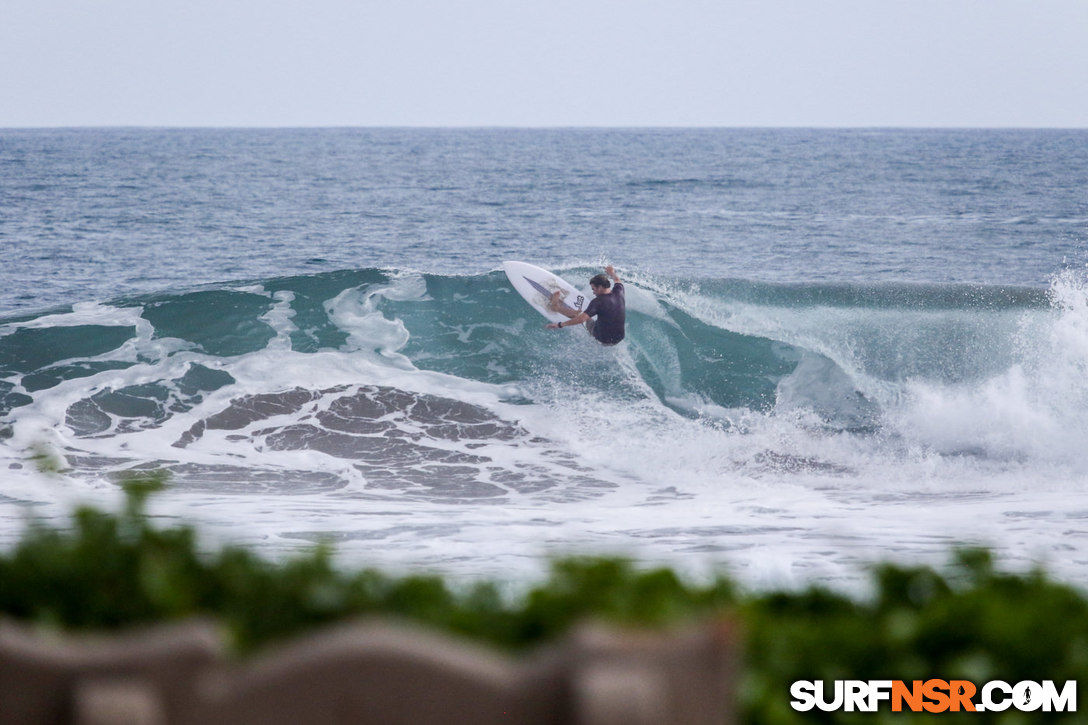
[2,128,1087,590]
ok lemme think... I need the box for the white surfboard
[502,261,587,324]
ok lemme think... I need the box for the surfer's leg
[548,291,578,318]
[585,318,597,338]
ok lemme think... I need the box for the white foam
[260,290,299,351]
[0,301,145,331]
[325,282,415,367]
[890,271,1088,469]
[6,273,1088,591]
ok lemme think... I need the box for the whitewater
[2,128,1087,590]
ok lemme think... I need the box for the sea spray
[0,267,1085,586]
[892,270,1088,468]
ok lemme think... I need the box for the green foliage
[741,550,1088,724]
[2,472,1087,724]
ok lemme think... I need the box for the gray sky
[3,0,1087,127]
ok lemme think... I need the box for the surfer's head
[589,274,611,291]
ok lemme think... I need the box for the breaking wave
[3,266,1084,495]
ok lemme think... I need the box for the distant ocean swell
[1,266,1086,508]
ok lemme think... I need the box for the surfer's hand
[546,322,560,329]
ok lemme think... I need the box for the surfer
[546,265,625,345]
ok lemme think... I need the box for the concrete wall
[0,617,736,725]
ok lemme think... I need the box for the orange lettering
[923,679,950,713]
[949,680,977,712]
[892,680,924,712]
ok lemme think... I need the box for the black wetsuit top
[584,283,625,345]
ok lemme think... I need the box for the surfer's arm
[605,265,620,284]
[547,312,589,330]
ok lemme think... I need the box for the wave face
[2,267,1086,582]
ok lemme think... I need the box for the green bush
[1,472,1085,724]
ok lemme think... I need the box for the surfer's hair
[590,274,611,289]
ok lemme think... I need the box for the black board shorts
[585,318,621,346]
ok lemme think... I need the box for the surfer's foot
[547,290,563,311]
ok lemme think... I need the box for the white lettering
[790,681,816,712]
[844,680,868,712]
[982,681,1012,712]
[868,680,893,711]
[815,680,844,712]
[1042,681,1077,712]
[1014,681,1043,712]
[794,678,1077,714]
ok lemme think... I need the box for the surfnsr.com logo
[790,680,1077,713]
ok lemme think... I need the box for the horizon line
[3,124,1087,131]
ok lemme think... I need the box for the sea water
[1,128,1087,590]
